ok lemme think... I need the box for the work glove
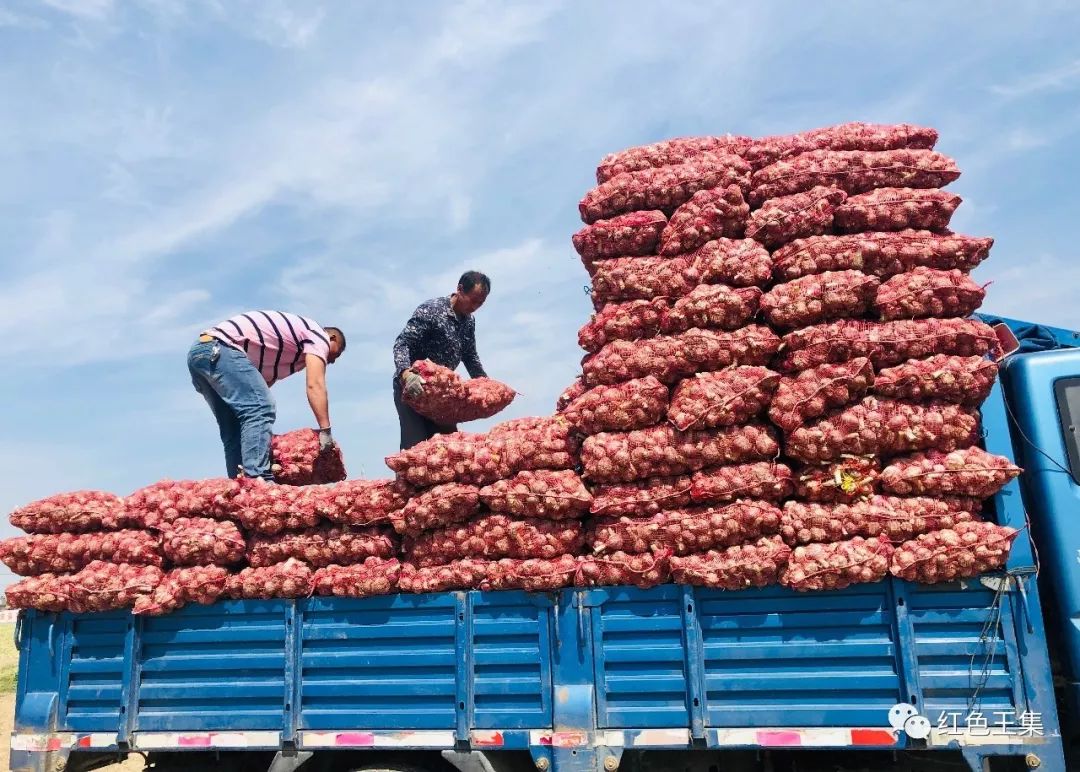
[318,427,335,452]
[402,369,425,399]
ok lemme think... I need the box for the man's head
[325,326,346,364]
[452,270,491,316]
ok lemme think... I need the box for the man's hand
[318,427,335,452]
[402,369,425,399]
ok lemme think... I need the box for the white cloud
[249,4,324,49]
[0,1,572,373]
[0,7,47,28]
[40,0,114,20]
[990,58,1080,98]
[978,254,1080,331]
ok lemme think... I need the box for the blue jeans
[188,340,276,480]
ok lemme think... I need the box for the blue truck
[9,316,1080,772]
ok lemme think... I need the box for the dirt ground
[0,693,144,772]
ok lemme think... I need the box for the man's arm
[305,353,331,430]
[393,307,429,379]
[462,318,486,378]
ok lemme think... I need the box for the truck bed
[10,579,1062,770]
[9,383,1067,772]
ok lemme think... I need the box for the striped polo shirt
[205,311,331,386]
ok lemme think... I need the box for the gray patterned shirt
[393,296,486,379]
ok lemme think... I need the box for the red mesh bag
[133,565,229,616]
[875,267,986,320]
[670,537,791,590]
[385,433,512,488]
[768,358,875,432]
[315,479,413,528]
[398,559,492,593]
[404,515,585,567]
[589,476,693,517]
[596,136,753,182]
[404,360,515,424]
[689,462,794,504]
[391,482,481,536]
[879,447,1021,499]
[246,525,397,568]
[231,479,321,535]
[669,366,779,430]
[572,210,667,259]
[749,149,960,206]
[589,501,783,556]
[873,319,1001,368]
[160,517,245,567]
[312,558,402,598]
[125,479,240,528]
[775,318,999,372]
[556,377,587,413]
[579,157,751,223]
[489,417,558,435]
[794,457,880,503]
[890,522,1018,583]
[780,536,894,592]
[226,558,314,600]
[479,470,592,520]
[582,326,780,386]
[486,555,580,592]
[784,397,979,463]
[578,298,665,353]
[874,355,998,405]
[775,320,885,372]
[660,285,762,334]
[772,231,993,282]
[658,185,749,255]
[691,238,773,288]
[677,326,781,371]
[0,531,163,576]
[835,187,961,234]
[6,574,74,612]
[10,491,134,534]
[760,270,880,330]
[590,255,699,303]
[67,561,165,613]
[576,551,670,589]
[271,429,346,485]
[497,417,581,475]
[581,423,780,484]
[562,376,669,435]
[746,186,847,248]
[745,122,938,170]
[779,496,979,546]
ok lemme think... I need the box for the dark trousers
[393,378,456,450]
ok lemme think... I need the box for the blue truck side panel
[9,363,1070,771]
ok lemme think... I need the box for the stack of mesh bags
[566,122,1022,592]
[745,123,1020,590]
[2,430,411,615]
[383,416,591,592]
[565,139,794,590]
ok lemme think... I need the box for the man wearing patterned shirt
[393,271,490,449]
[188,311,347,480]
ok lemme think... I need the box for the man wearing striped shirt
[188,311,346,480]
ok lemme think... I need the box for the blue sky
[2,1,1079,587]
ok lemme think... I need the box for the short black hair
[324,326,346,352]
[458,270,491,294]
